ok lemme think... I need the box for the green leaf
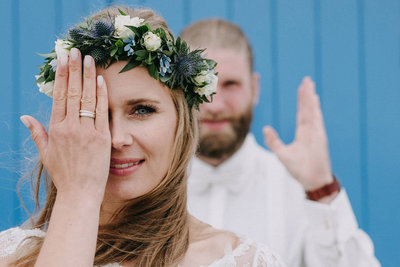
[110,46,118,57]
[118,8,127,16]
[36,76,45,84]
[159,74,171,83]
[37,52,57,58]
[205,59,217,69]
[147,63,159,80]
[125,26,140,37]
[115,39,124,47]
[120,60,141,73]
[135,50,149,58]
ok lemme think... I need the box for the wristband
[305,175,340,201]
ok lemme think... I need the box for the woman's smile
[109,158,145,176]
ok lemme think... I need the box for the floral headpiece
[36,10,217,109]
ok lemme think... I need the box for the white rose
[54,39,71,59]
[143,32,162,51]
[37,80,54,98]
[114,15,144,39]
[194,71,210,85]
[194,73,218,96]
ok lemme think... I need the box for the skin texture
[197,47,335,200]
[97,62,177,217]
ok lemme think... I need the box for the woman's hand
[21,48,111,202]
[263,77,333,191]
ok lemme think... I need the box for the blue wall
[0,0,399,266]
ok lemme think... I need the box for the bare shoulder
[181,216,241,266]
[0,256,12,267]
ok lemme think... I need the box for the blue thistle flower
[170,51,204,89]
[92,20,114,38]
[69,27,94,42]
[88,47,109,66]
[123,35,135,56]
[158,54,171,76]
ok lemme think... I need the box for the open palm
[264,77,333,190]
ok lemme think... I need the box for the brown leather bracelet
[305,175,340,201]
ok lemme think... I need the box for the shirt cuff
[304,189,359,245]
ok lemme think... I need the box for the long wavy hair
[12,6,198,267]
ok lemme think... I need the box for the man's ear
[251,72,260,106]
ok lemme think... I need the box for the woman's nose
[110,120,133,150]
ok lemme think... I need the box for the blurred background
[0,0,399,266]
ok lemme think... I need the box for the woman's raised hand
[21,48,111,202]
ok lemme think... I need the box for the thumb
[263,126,284,154]
[20,115,48,156]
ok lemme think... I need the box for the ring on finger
[79,110,95,119]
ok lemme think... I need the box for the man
[181,19,380,267]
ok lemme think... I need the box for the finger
[263,126,285,153]
[51,55,69,124]
[80,55,96,125]
[66,48,82,121]
[95,75,109,132]
[297,76,316,126]
[20,115,48,158]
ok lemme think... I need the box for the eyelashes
[129,104,157,118]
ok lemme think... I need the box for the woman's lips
[109,158,144,176]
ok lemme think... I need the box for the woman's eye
[131,105,156,117]
[136,107,149,114]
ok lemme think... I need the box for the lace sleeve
[0,227,45,259]
[252,243,286,267]
[207,239,287,267]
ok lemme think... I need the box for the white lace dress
[0,227,286,267]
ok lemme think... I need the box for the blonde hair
[12,6,198,267]
[180,18,254,71]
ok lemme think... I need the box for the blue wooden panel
[364,0,400,266]
[188,0,229,23]
[232,0,274,145]
[276,0,315,144]
[0,0,18,230]
[1,1,399,266]
[145,0,186,35]
[319,0,363,222]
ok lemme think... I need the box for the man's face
[197,47,259,163]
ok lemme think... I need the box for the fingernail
[97,75,104,87]
[84,55,92,68]
[20,116,31,128]
[60,54,68,66]
[71,48,78,60]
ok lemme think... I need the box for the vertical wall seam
[55,0,62,36]
[11,0,20,225]
[226,0,234,21]
[183,0,191,26]
[313,0,322,101]
[357,0,369,232]
[270,0,279,131]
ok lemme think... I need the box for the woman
[0,6,285,267]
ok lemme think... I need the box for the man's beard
[197,105,253,160]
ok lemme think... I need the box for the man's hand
[263,76,334,191]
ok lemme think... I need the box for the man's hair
[180,18,254,71]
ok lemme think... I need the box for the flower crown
[36,10,217,109]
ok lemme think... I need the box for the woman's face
[97,62,177,204]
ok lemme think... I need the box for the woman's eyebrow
[125,99,161,106]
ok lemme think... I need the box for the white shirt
[188,134,381,267]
